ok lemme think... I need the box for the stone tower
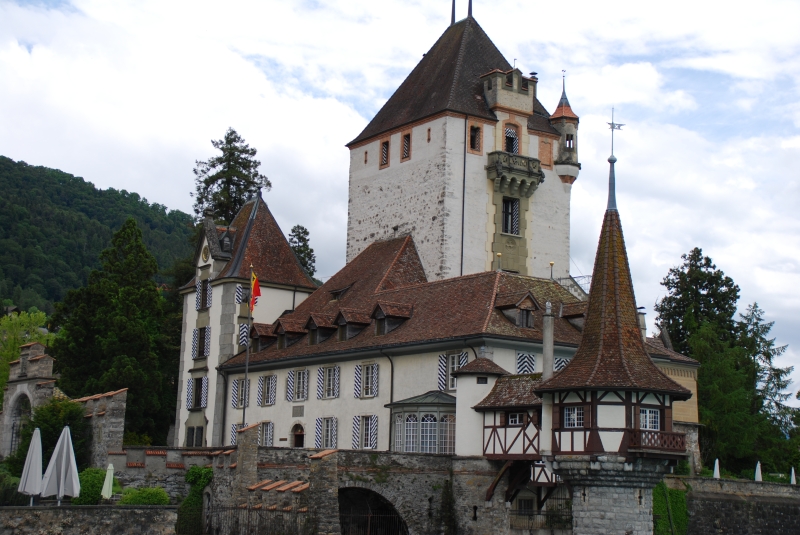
[345,16,579,281]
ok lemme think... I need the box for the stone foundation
[0,505,178,535]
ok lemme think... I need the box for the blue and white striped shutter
[238,324,249,347]
[200,377,208,408]
[205,277,213,308]
[186,379,193,409]
[512,201,520,235]
[352,416,361,449]
[286,371,295,402]
[266,422,274,447]
[555,357,569,371]
[317,368,324,399]
[191,329,198,359]
[437,355,447,391]
[505,127,519,154]
[302,370,309,400]
[235,285,243,304]
[231,379,239,408]
[257,376,264,406]
[516,352,535,374]
[372,364,379,396]
[195,280,202,310]
[333,366,340,398]
[230,423,238,445]
[314,418,322,449]
[369,415,378,449]
[331,417,337,448]
[459,352,468,368]
[269,375,277,405]
[244,379,250,407]
[353,365,362,398]
[204,326,211,358]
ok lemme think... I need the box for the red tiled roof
[336,309,372,325]
[451,358,509,376]
[306,314,337,330]
[474,374,543,410]
[561,302,587,318]
[216,195,317,290]
[550,103,578,120]
[373,301,413,319]
[252,323,274,337]
[535,209,691,398]
[645,337,699,366]
[273,319,308,335]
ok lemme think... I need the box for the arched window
[420,414,438,453]
[10,395,31,454]
[505,127,519,154]
[440,415,456,454]
[291,423,305,448]
[404,414,418,453]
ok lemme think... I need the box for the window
[376,317,386,336]
[277,333,286,349]
[427,128,431,143]
[420,414,438,453]
[235,378,249,409]
[401,133,411,161]
[364,151,368,164]
[508,412,525,426]
[564,406,584,428]
[469,126,481,152]
[439,414,456,454]
[294,370,308,401]
[521,79,529,91]
[186,426,203,447]
[504,126,519,154]
[338,325,346,342]
[192,377,203,408]
[477,376,488,385]
[362,364,376,397]
[323,417,335,448]
[309,328,318,345]
[260,375,275,406]
[517,498,534,514]
[324,367,336,398]
[502,198,520,235]
[404,414,418,452]
[487,77,493,90]
[361,416,374,449]
[260,421,274,447]
[640,408,660,431]
[197,327,209,358]
[380,140,390,167]
[200,280,210,310]
[448,354,460,390]
[566,134,575,149]
[506,72,513,86]
[519,309,533,328]
[394,414,403,451]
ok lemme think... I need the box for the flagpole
[242,264,253,431]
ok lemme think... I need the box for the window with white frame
[439,415,456,454]
[394,414,403,451]
[640,408,660,431]
[361,416,373,449]
[420,414,438,453]
[323,417,335,448]
[260,375,275,406]
[293,370,308,401]
[260,421,274,447]
[324,367,336,398]
[235,378,249,409]
[448,355,460,390]
[564,406,584,428]
[507,412,525,426]
[404,414,418,453]
[363,363,376,397]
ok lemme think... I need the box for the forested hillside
[0,156,194,313]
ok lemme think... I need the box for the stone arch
[290,423,305,448]
[9,393,32,454]
[338,486,409,535]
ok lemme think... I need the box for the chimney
[542,301,554,380]
[637,310,647,343]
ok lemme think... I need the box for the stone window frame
[400,130,412,162]
[502,119,522,155]
[501,197,520,235]
[468,122,483,155]
[379,137,391,169]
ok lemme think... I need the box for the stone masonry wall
[0,505,178,535]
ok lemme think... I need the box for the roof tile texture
[474,374,543,409]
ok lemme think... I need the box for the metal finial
[606,109,623,210]
[607,107,624,156]
[451,0,455,25]
[468,0,472,17]
[559,70,570,107]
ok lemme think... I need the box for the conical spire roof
[536,158,690,398]
[550,77,578,121]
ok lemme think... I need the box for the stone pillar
[308,450,341,535]
[542,302,554,380]
[232,423,259,504]
[553,455,671,535]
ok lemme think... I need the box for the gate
[338,510,409,535]
[201,505,318,535]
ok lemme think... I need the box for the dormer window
[371,302,412,336]
[277,333,286,349]
[338,324,346,342]
[521,79,529,91]
[329,285,351,301]
[376,318,386,336]
[309,328,318,345]
[504,127,519,154]
[222,236,231,252]
[519,309,533,328]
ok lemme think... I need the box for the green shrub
[118,487,170,505]
[0,464,27,506]
[176,467,212,535]
[653,481,688,535]
[72,468,107,505]
[674,460,691,476]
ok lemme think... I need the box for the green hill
[0,156,194,314]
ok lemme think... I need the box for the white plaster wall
[455,374,498,456]
[598,431,624,452]
[527,161,572,280]
[597,405,625,428]
[250,286,310,325]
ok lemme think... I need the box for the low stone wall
[665,475,800,499]
[0,505,178,535]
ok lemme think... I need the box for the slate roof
[451,358,509,376]
[645,337,699,366]
[535,202,691,398]
[221,236,583,370]
[474,374,543,410]
[348,17,557,146]
[550,85,579,121]
[385,390,456,407]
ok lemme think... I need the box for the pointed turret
[550,76,581,184]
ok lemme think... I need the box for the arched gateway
[339,487,408,535]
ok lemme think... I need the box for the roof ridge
[482,271,502,332]
[376,235,412,292]
[445,18,471,110]
[374,269,496,295]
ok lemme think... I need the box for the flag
[250,271,261,312]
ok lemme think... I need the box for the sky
[1,0,799,400]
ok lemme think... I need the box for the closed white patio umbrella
[791,467,796,486]
[41,426,81,506]
[101,464,114,500]
[17,428,43,506]
[755,461,762,482]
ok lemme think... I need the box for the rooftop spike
[468,0,473,17]
[607,155,618,211]
[560,70,570,107]
[451,0,455,25]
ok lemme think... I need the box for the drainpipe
[380,350,395,451]
[461,115,468,276]
[542,302,554,380]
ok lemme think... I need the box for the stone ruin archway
[10,394,31,454]
[339,487,409,535]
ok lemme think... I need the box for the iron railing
[338,511,409,535]
[509,501,573,530]
[201,506,318,535]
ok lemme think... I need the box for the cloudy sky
[2,0,799,398]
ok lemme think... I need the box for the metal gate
[338,510,409,535]
[202,506,317,535]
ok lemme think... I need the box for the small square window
[507,412,525,426]
[477,376,488,385]
[518,498,534,513]
[292,405,304,417]
[564,406,584,428]
[640,408,660,431]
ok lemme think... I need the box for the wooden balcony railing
[628,430,686,452]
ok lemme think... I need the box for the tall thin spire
[607,109,624,211]
[451,0,455,25]
[468,0,473,17]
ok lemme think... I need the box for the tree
[51,218,171,443]
[192,128,271,222]
[654,247,740,355]
[0,310,54,409]
[289,225,316,277]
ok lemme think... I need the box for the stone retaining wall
[0,505,178,535]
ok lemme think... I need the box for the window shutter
[331,417,338,448]
[334,366,340,398]
[552,404,561,429]
[499,411,507,427]
[302,370,309,400]
[584,404,592,428]
[317,368,324,399]
[266,422,274,447]
[372,364,379,396]
[458,352,468,369]
[257,376,265,406]
[205,277,213,308]
[314,418,322,449]
[286,371,295,402]
[204,326,211,358]
[516,352,535,374]
[352,416,361,449]
[354,365,362,398]
[200,377,208,408]
[186,379,193,410]
[512,200,519,235]
[195,280,202,310]
[238,323,249,347]
[555,357,568,371]
[191,329,198,360]
[269,376,277,405]
[244,379,250,408]
[370,415,378,449]
[235,284,243,304]
[437,355,447,391]
[230,423,238,446]
[231,379,239,408]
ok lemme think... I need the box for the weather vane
[607,108,624,155]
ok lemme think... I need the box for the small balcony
[487,151,544,198]
[628,430,686,453]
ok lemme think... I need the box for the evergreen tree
[192,128,271,222]
[289,225,316,277]
[654,247,740,355]
[0,310,54,409]
[51,219,171,443]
